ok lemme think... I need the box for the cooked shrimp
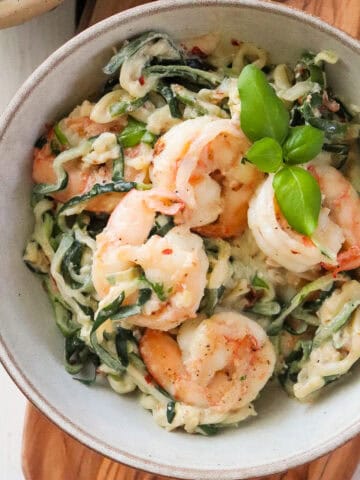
[140,312,275,411]
[92,189,209,330]
[311,164,360,272]
[63,115,126,141]
[32,119,143,212]
[33,138,113,206]
[248,174,344,273]
[249,166,360,274]
[151,117,263,237]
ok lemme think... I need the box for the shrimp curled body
[313,164,360,272]
[140,312,275,412]
[151,117,263,237]
[92,189,209,330]
[32,116,139,213]
[248,174,344,273]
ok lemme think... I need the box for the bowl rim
[1,1,360,478]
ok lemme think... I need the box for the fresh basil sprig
[273,166,321,236]
[238,64,289,143]
[238,64,324,236]
[283,126,324,164]
[245,137,283,173]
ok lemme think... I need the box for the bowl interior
[1,1,360,479]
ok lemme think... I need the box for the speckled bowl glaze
[0,1,360,478]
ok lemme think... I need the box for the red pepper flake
[291,250,299,255]
[138,75,145,86]
[144,374,153,384]
[162,248,173,255]
[191,46,206,57]
[231,38,240,46]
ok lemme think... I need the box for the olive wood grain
[22,0,360,479]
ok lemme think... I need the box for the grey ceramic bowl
[0,1,359,479]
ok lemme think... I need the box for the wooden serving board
[22,1,360,479]
[21,403,360,480]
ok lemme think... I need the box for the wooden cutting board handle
[22,1,360,479]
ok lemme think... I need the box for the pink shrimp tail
[322,245,360,275]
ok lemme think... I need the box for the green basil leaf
[283,125,324,164]
[273,166,321,236]
[245,137,283,173]
[238,64,289,143]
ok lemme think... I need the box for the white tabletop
[0,2,75,478]
[1,2,360,478]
